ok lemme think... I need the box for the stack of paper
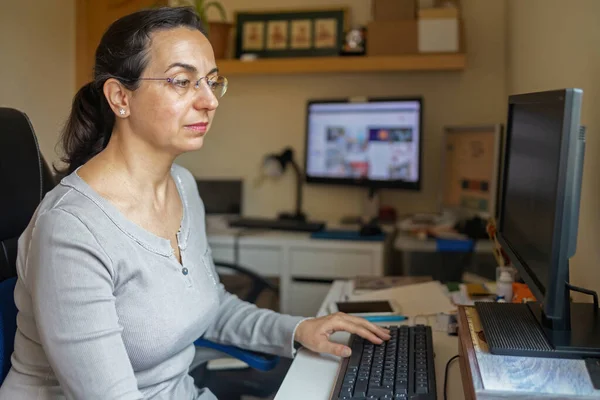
[350,281,456,317]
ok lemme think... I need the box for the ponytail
[56,81,115,176]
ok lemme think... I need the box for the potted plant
[172,0,232,59]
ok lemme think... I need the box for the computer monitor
[304,97,422,190]
[476,88,600,359]
[195,179,242,216]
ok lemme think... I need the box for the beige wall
[176,0,508,222]
[507,0,600,299]
[0,0,75,168]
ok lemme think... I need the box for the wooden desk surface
[457,306,600,399]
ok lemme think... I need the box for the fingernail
[342,348,352,357]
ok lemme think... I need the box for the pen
[363,315,408,323]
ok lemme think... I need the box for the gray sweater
[0,164,305,400]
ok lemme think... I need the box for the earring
[119,109,126,115]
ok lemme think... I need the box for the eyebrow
[164,63,219,76]
[165,62,197,73]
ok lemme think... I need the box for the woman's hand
[294,312,391,357]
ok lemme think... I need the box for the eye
[206,76,218,89]
[172,78,190,88]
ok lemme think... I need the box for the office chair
[0,107,279,389]
[191,261,289,400]
[0,107,56,384]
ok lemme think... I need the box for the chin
[179,136,205,153]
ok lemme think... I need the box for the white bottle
[496,270,514,301]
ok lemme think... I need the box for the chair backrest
[0,107,56,384]
[0,277,17,382]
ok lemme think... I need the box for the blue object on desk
[363,315,408,323]
[435,238,474,252]
[311,229,386,241]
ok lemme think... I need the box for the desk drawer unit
[209,243,282,277]
[289,248,377,279]
[289,278,333,317]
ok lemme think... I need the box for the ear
[103,78,131,118]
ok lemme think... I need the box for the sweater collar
[61,165,190,257]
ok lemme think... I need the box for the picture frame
[234,8,348,59]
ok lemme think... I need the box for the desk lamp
[262,147,306,222]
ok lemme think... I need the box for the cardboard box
[418,17,459,52]
[418,7,459,19]
[372,0,417,21]
[367,20,418,56]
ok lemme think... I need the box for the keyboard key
[367,387,393,397]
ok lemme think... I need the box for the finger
[319,341,353,358]
[331,318,385,345]
[341,314,391,340]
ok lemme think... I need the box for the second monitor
[304,97,423,190]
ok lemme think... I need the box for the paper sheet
[349,281,456,317]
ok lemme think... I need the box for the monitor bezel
[496,88,582,320]
[303,96,423,190]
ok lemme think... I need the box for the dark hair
[56,7,205,175]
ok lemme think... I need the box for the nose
[192,79,219,111]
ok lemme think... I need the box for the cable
[566,282,599,309]
[444,354,459,400]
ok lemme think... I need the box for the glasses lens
[207,75,227,98]
[170,77,191,96]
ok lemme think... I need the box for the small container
[496,270,514,302]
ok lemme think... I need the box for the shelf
[216,53,466,76]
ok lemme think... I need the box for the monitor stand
[340,186,383,228]
[475,300,600,359]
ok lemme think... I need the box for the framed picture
[439,124,504,218]
[235,8,348,59]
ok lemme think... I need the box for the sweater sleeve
[200,251,308,358]
[24,208,143,400]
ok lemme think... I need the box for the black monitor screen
[305,99,422,189]
[195,179,242,215]
[501,101,565,295]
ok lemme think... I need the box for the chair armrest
[213,260,278,293]
[212,260,278,304]
[193,338,279,372]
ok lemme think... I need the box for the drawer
[209,243,282,277]
[290,249,375,278]
[289,278,333,317]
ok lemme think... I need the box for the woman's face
[128,27,219,154]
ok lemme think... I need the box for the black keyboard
[330,325,436,400]
[228,217,325,232]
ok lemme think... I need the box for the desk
[276,280,465,400]
[207,227,392,316]
[395,233,495,279]
[457,306,600,399]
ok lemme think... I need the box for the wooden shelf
[216,53,466,76]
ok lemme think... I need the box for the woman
[0,7,389,400]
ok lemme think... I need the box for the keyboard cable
[444,354,460,400]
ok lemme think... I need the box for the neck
[97,128,177,197]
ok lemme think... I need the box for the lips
[185,122,208,133]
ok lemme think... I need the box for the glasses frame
[133,74,228,98]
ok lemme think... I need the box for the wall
[0,0,75,167]
[176,0,508,222]
[507,0,600,299]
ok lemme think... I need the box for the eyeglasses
[135,74,228,98]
